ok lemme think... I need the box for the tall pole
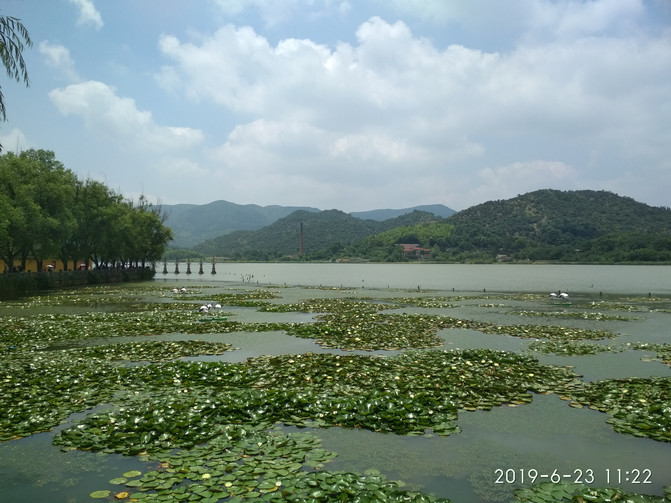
[299,222,303,257]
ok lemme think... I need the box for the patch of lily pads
[91,424,450,502]
[569,376,671,442]
[51,350,583,456]
[56,340,235,363]
[481,324,615,341]
[1,357,122,440]
[516,310,639,321]
[181,289,280,308]
[632,343,671,367]
[527,340,622,356]
[0,341,233,441]
[257,296,617,350]
[260,298,458,350]
[514,481,671,502]
[0,310,285,354]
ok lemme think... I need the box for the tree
[20,150,77,271]
[0,15,32,127]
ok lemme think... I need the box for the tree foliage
[441,189,671,262]
[0,15,32,123]
[0,150,173,271]
[194,209,443,261]
[344,221,454,261]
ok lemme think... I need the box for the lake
[159,262,671,294]
[1,263,670,502]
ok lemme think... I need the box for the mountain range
[160,201,455,248]
[160,190,671,263]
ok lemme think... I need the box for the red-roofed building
[398,243,432,260]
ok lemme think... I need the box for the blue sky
[2,0,670,211]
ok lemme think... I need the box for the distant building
[398,243,432,260]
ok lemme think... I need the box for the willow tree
[0,15,31,137]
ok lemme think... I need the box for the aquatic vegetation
[2,283,670,502]
[260,298,388,315]
[516,310,639,321]
[0,310,283,353]
[0,341,234,441]
[581,301,650,312]
[263,298,467,350]
[527,340,621,356]
[632,343,671,367]
[285,312,458,350]
[514,481,670,502]
[0,358,123,440]
[52,350,583,455]
[211,289,280,307]
[569,377,671,442]
[482,323,615,341]
[260,296,617,349]
[92,425,450,502]
[381,296,460,308]
[55,340,235,363]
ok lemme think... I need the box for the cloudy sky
[2,0,670,212]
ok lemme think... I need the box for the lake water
[2,263,671,502]
[158,262,671,294]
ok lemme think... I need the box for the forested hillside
[442,189,671,262]
[344,221,454,261]
[193,210,442,260]
[175,190,671,263]
[162,201,453,248]
[160,201,319,248]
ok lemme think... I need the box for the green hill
[176,190,671,263]
[343,220,454,261]
[442,189,671,262]
[162,200,454,248]
[193,209,442,260]
[160,201,319,248]
[351,204,455,221]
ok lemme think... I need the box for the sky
[1,0,670,212]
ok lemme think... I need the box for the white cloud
[48,81,203,150]
[383,0,645,39]
[0,128,30,153]
[151,158,209,177]
[39,41,80,82]
[151,12,671,209]
[441,160,579,209]
[210,0,351,26]
[68,0,103,29]
[530,0,645,39]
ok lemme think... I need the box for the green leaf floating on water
[89,490,111,499]
[513,481,668,502]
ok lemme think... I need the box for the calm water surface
[159,262,671,294]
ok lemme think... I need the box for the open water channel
[1,263,670,502]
